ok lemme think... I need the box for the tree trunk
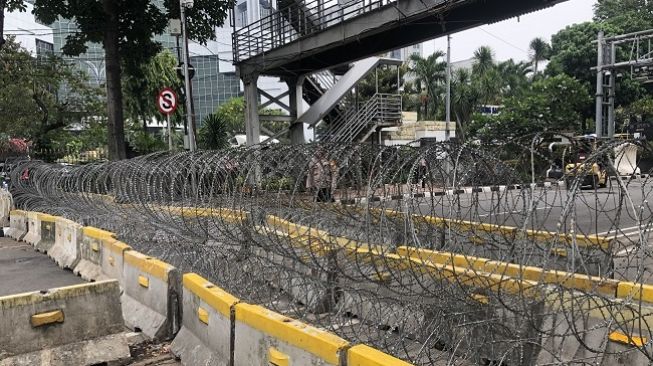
[0,1,6,49]
[102,0,126,160]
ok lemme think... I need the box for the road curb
[336,181,567,205]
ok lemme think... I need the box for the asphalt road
[396,179,653,240]
[0,236,83,296]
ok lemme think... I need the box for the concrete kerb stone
[48,216,82,269]
[0,191,12,227]
[6,209,27,241]
[233,302,350,366]
[122,250,181,340]
[34,213,57,253]
[171,273,239,366]
[0,280,130,366]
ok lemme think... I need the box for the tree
[123,50,184,129]
[529,37,551,74]
[451,68,479,141]
[0,0,25,49]
[409,52,446,119]
[33,0,235,161]
[0,37,105,149]
[198,113,229,150]
[472,46,495,76]
[475,74,591,141]
[496,59,531,97]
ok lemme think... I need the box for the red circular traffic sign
[157,88,178,115]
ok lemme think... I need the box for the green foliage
[357,64,406,100]
[198,113,229,150]
[213,97,285,138]
[123,50,184,126]
[0,0,27,49]
[409,52,447,119]
[0,37,105,149]
[473,74,591,141]
[529,37,551,74]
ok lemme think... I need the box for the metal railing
[321,93,401,143]
[233,0,394,62]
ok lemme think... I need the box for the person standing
[307,148,338,202]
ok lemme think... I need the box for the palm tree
[409,51,447,119]
[451,68,479,141]
[496,60,531,97]
[529,37,551,74]
[472,46,495,76]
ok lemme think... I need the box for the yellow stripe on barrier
[106,240,131,254]
[36,213,56,222]
[235,303,349,365]
[0,280,119,309]
[30,309,64,327]
[608,331,647,347]
[616,282,653,303]
[375,208,611,249]
[347,344,414,366]
[10,209,26,216]
[82,226,115,240]
[183,273,239,317]
[124,250,172,282]
[398,247,619,297]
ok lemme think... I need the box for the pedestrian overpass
[233,0,568,144]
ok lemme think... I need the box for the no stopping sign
[157,88,178,115]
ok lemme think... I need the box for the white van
[229,134,280,147]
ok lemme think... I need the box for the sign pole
[167,114,173,151]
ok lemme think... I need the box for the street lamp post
[180,0,197,152]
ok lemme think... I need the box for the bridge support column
[243,73,260,146]
[286,76,306,144]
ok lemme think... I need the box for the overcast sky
[423,0,595,63]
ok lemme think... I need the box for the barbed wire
[9,139,653,365]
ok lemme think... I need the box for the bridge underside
[237,0,566,77]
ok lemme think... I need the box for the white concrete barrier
[122,250,181,340]
[0,280,130,366]
[75,226,116,281]
[171,273,239,366]
[0,190,12,227]
[233,303,349,366]
[6,209,27,240]
[48,217,82,269]
[34,213,57,253]
[22,211,40,245]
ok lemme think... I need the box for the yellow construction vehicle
[563,135,608,189]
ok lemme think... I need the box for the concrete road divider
[75,226,117,281]
[171,273,239,366]
[0,191,12,227]
[122,250,181,340]
[233,303,350,365]
[22,211,40,245]
[347,344,413,366]
[48,217,82,269]
[0,280,130,366]
[34,213,57,253]
[6,209,27,241]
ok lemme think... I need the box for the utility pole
[445,35,451,142]
[595,30,604,138]
[180,0,197,151]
